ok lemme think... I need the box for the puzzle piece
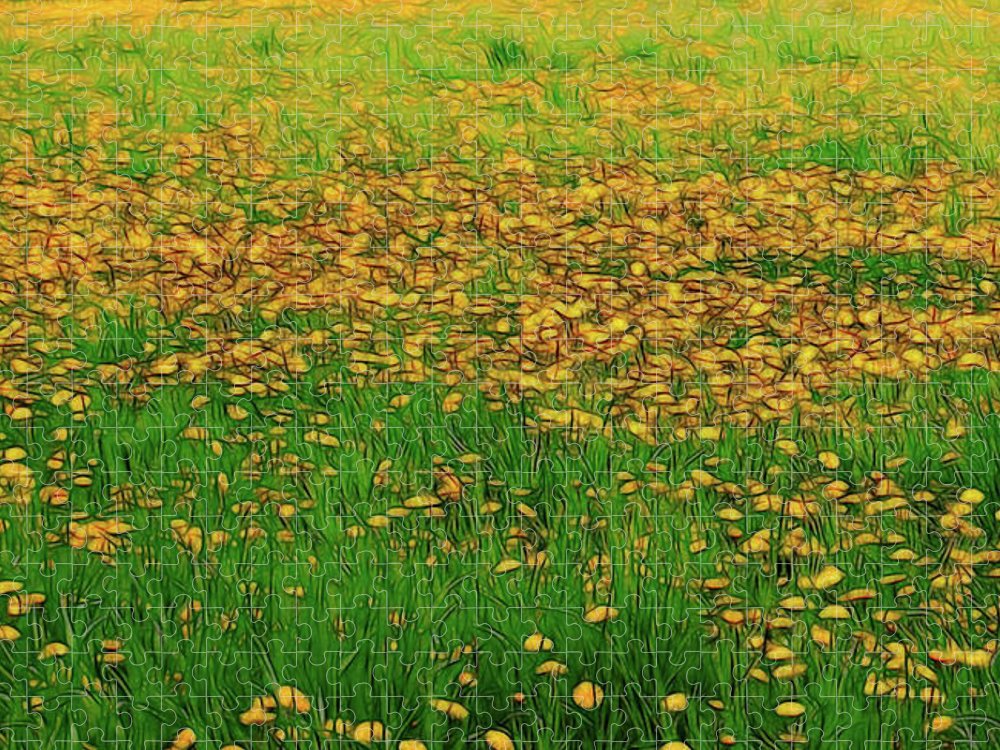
[0,0,997,747]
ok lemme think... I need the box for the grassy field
[0,0,998,748]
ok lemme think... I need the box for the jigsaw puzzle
[0,0,997,746]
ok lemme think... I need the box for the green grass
[0,303,998,744]
[0,3,996,179]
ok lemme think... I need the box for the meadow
[0,0,997,747]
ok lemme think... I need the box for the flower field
[0,1,997,747]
